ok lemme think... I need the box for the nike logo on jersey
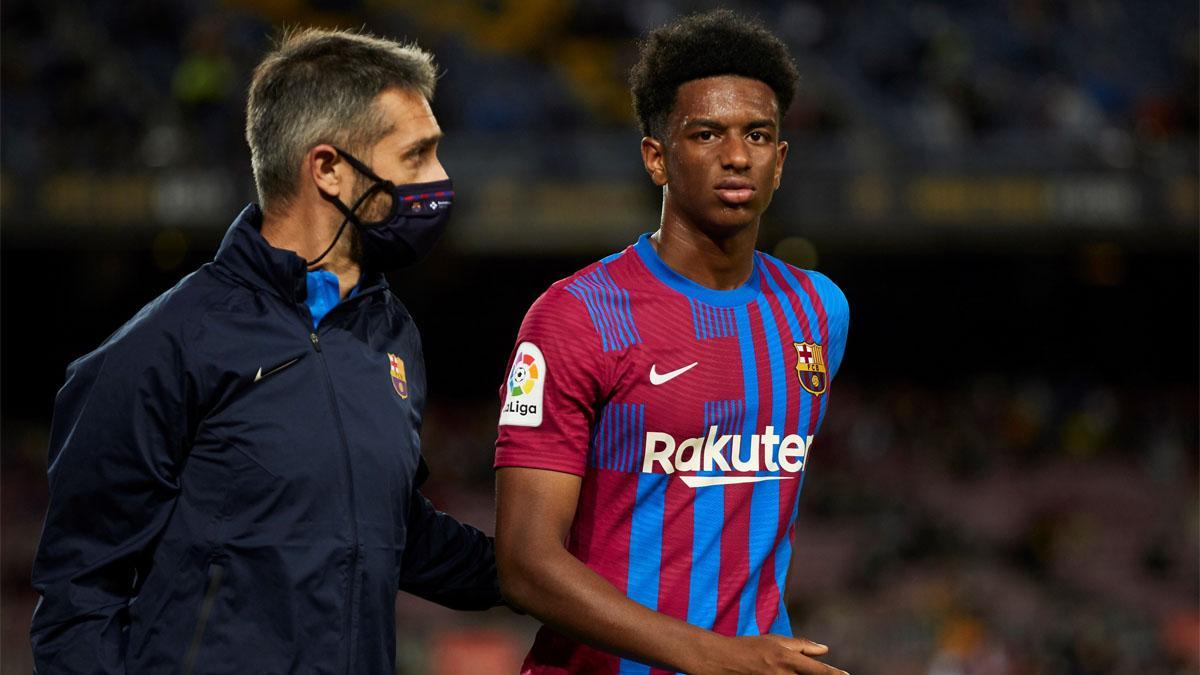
[649,362,699,385]
[254,357,300,383]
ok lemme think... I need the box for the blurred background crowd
[1,0,1196,673]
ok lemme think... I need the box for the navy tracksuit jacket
[30,204,501,674]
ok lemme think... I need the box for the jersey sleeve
[808,270,850,379]
[494,284,607,476]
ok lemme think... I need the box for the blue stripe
[768,261,833,438]
[738,298,789,635]
[769,496,801,636]
[759,259,817,435]
[565,267,643,353]
[599,266,642,347]
[770,593,793,635]
[732,305,761,635]
[623,404,633,471]
[688,401,724,629]
[602,265,643,346]
[577,276,621,351]
[767,259,821,355]
[689,299,744,340]
[603,404,612,470]
[584,272,634,350]
[609,404,619,470]
[620,404,630,471]
[565,284,610,352]
[621,471,669,674]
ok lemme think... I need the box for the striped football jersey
[495,234,850,674]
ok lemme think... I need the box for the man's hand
[694,634,848,675]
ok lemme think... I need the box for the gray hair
[245,27,437,211]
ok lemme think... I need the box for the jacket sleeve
[397,460,501,610]
[30,320,193,673]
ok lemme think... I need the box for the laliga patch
[499,342,544,427]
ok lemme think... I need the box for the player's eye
[748,131,767,142]
[696,130,715,141]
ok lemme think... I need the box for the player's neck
[650,217,758,291]
[261,203,362,298]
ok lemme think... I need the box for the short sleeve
[808,271,849,380]
[493,285,607,476]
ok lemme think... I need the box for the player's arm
[496,467,846,675]
[31,323,194,673]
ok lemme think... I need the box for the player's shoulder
[521,248,642,351]
[756,250,849,316]
[530,246,637,314]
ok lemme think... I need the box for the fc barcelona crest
[388,353,408,399]
[794,342,827,395]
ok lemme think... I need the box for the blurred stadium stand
[2,1,1197,673]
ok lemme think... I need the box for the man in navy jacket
[31,28,501,674]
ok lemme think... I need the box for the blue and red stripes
[690,299,737,340]
[566,265,643,353]
[589,403,646,472]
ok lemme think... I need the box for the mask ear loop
[307,181,385,268]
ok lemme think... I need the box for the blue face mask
[309,146,454,272]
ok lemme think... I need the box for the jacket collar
[213,203,388,303]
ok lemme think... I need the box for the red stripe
[556,470,632,673]
[755,289,803,632]
[763,264,816,343]
[764,264,824,433]
[715,482,751,634]
[793,270,831,433]
[794,271,829,346]
[749,300,778,634]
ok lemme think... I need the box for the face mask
[308,146,454,271]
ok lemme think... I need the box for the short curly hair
[629,9,799,139]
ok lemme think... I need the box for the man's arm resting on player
[495,467,848,675]
[398,487,502,610]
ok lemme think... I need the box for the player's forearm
[499,543,723,673]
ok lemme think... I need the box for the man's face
[649,75,788,234]
[351,87,447,221]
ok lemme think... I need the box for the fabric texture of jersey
[495,234,849,674]
[31,204,501,675]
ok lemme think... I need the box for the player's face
[647,75,788,234]
[351,87,448,221]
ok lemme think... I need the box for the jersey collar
[632,233,761,307]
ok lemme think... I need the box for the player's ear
[308,144,346,200]
[773,140,788,190]
[641,137,668,187]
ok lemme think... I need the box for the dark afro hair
[629,9,799,139]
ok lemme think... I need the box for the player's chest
[607,308,830,413]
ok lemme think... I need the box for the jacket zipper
[181,563,225,675]
[301,286,382,672]
[309,330,361,673]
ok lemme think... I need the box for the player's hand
[695,634,848,675]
